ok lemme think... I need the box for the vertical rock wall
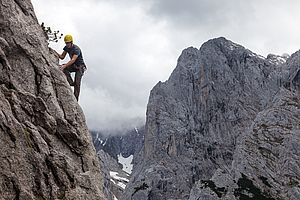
[0,1,105,199]
[123,37,299,199]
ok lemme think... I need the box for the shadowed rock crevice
[234,174,275,200]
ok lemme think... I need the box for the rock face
[189,88,299,200]
[123,37,299,199]
[0,1,104,199]
[98,149,130,200]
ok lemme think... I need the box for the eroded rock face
[0,1,104,199]
[98,149,130,200]
[189,88,299,200]
[123,37,299,199]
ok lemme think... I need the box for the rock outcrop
[0,1,104,199]
[98,149,130,200]
[123,37,299,199]
[189,88,299,200]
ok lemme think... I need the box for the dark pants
[63,64,85,101]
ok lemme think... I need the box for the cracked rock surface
[0,1,104,199]
[123,37,299,199]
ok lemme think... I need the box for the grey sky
[31,0,300,133]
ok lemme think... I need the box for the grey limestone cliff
[189,88,299,200]
[0,0,104,199]
[123,37,299,199]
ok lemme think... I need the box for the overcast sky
[31,0,300,133]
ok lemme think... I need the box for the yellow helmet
[64,34,73,43]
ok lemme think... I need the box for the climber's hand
[60,64,66,70]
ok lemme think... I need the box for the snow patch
[97,138,103,143]
[110,171,129,182]
[118,154,133,174]
[117,182,126,189]
[249,52,265,60]
[267,54,288,65]
[229,45,235,50]
[274,56,286,64]
[228,43,239,50]
[110,179,116,184]
[110,171,129,190]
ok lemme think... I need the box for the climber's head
[64,34,73,48]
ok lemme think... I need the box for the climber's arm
[55,50,67,60]
[60,54,78,70]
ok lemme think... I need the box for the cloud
[147,0,253,29]
[32,0,300,134]
[32,0,176,134]
[80,84,145,132]
[72,1,176,132]
[145,0,300,56]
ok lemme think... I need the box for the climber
[55,34,86,101]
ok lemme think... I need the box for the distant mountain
[90,126,145,200]
[122,37,299,199]
[90,126,144,159]
[97,149,130,200]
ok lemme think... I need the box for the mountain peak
[123,38,299,200]
[201,37,244,52]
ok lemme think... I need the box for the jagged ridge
[123,37,299,199]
